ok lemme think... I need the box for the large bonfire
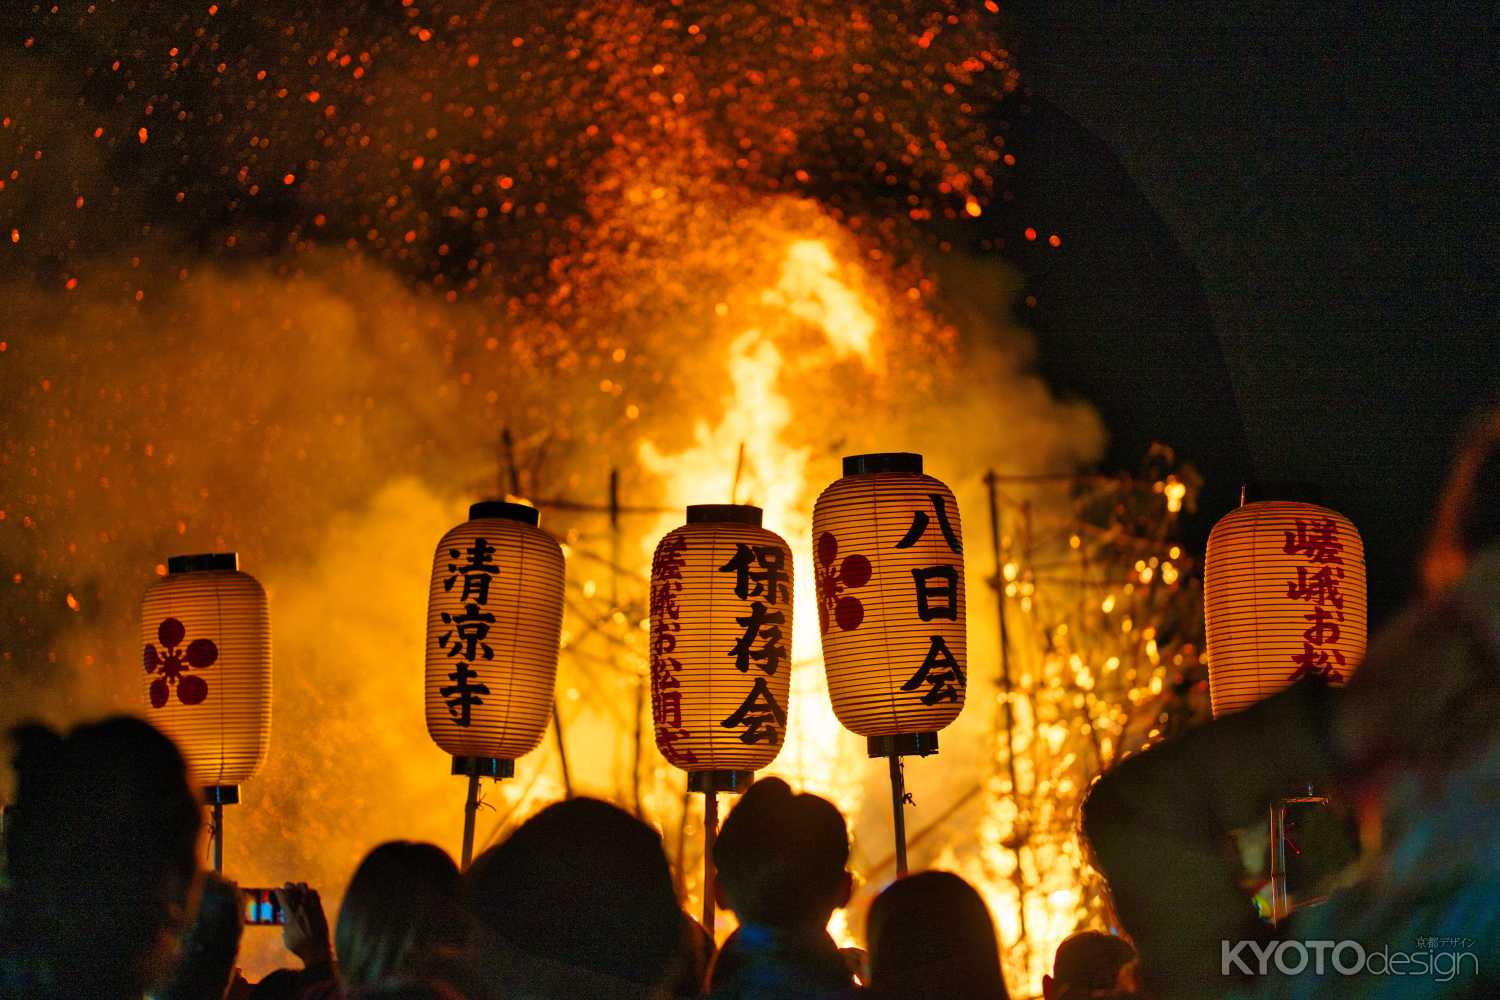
[1,1,1207,991]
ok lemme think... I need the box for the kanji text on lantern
[437,537,500,726]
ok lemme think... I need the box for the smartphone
[240,887,286,926]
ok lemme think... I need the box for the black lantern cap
[469,500,541,526]
[686,504,763,526]
[843,453,923,476]
[1240,482,1324,506]
[451,756,515,779]
[168,553,239,574]
[867,732,939,758]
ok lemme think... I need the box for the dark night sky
[991,2,1498,622]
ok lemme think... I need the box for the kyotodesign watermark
[1222,939,1480,983]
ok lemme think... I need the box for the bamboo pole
[889,753,909,877]
[702,790,719,933]
[984,470,1028,951]
[461,771,480,868]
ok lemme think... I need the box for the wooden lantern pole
[689,770,751,935]
[702,789,718,931]
[454,756,514,868]
[461,772,481,869]
[868,734,936,878]
[203,785,238,874]
[888,754,909,877]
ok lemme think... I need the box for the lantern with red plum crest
[140,552,271,790]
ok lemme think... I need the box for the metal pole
[702,790,719,934]
[890,753,909,878]
[461,771,480,868]
[211,801,223,873]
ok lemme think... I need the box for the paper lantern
[1204,491,1367,718]
[812,453,967,750]
[140,553,271,788]
[649,505,793,781]
[425,501,564,763]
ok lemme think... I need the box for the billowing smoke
[2,0,1104,979]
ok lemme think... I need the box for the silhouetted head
[713,777,851,928]
[1042,931,1137,1000]
[465,797,680,994]
[5,715,202,997]
[335,840,464,992]
[867,871,1009,1000]
[154,872,244,1000]
[1424,405,1500,595]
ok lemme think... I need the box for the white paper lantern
[649,505,793,781]
[813,453,967,750]
[1205,492,1367,717]
[425,501,564,763]
[140,553,271,788]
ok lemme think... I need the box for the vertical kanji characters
[718,541,790,746]
[437,537,501,726]
[718,543,791,605]
[1284,516,1349,683]
[895,494,963,554]
[898,495,966,705]
[439,663,491,727]
[902,635,966,705]
[728,602,786,675]
[720,675,788,744]
[650,534,696,766]
[910,565,959,621]
[1282,517,1344,565]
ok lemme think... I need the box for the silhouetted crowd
[4,409,1499,1000]
[0,717,1142,1000]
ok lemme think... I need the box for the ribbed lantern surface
[425,501,564,760]
[650,505,794,772]
[1205,500,1367,717]
[140,553,271,787]
[812,454,967,737]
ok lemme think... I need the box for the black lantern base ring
[687,769,754,794]
[202,784,240,805]
[451,756,515,779]
[867,732,939,758]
